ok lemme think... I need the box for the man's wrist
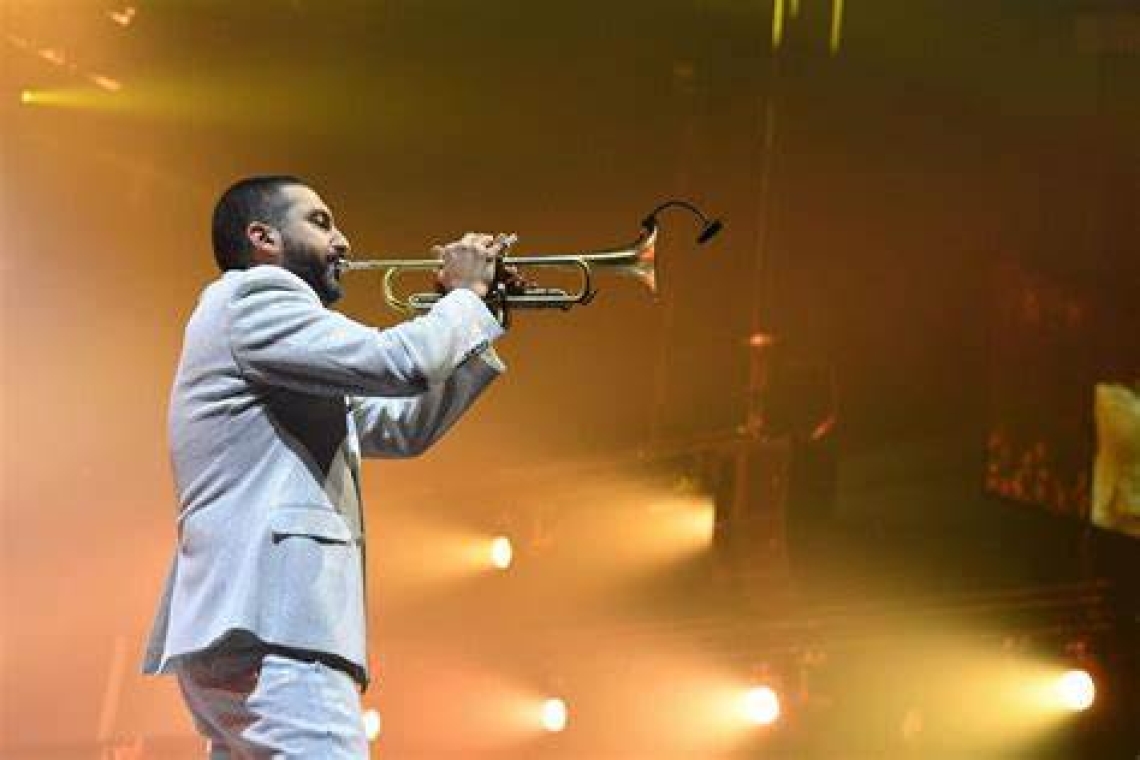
[448,283,488,297]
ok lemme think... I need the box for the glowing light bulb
[490,536,513,570]
[1055,669,1095,712]
[742,685,780,725]
[541,698,567,732]
[362,708,381,741]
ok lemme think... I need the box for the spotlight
[541,698,568,732]
[362,708,381,741]
[742,686,780,726]
[1054,669,1095,712]
[88,74,122,92]
[37,47,67,66]
[107,6,138,27]
[490,536,513,570]
[19,90,34,105]
[747,332,776,348]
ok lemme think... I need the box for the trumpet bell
[574,224,659,298]
[628,228,657,295]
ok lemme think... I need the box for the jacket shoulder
[230,265,317,297]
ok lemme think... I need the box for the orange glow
[748,332,776,348]
[375,513,530,591]
[633,493,717,563]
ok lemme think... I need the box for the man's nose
[332,230,351,254]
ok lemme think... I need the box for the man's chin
[318,278,344,306]
[284,264,343,306]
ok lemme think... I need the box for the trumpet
[336,201,722,322]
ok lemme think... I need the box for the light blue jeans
[175,649,369,759]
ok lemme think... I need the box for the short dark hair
[211,175,306,271]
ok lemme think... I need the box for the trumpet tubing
[338,226,659,315]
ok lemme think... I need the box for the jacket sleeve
[349,347,505,458]
[227,266,504,397]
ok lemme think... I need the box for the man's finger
[491,232,517,255]
[461,232,491,248]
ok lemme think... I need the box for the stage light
[107,6,138,27]
[362,708,381,741]
[88,74,122,92]
[830,0,845,53]
[742,686,780,725]
[11,87,117,110]
[772,0,785,48]
[490,536,513,570]
[37,46,67,66]
[1054,669,1095,712]
[639,494,716,562]
[681,498,717,549]
[541,698,568,732]
[747,332,776,348]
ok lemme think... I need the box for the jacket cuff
[474,344,507,374]
[431,288,506,354]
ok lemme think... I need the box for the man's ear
[247,222,281,263]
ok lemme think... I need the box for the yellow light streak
[15,87,120,110]
[772,0,785,49]
[830,0,845,54]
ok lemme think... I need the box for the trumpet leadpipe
[335,257,437,273]
[337,234,518,274]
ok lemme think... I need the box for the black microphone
[642,199,724,245]
[697,218,723,244]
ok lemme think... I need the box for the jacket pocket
[262,505,364,650]
[268,505,355,545]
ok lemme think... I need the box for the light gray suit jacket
[142,265,505,688]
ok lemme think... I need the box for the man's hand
[433,233,507,298]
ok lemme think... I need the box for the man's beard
[281,241,344,306]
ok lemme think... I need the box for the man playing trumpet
[142,175,508,758]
